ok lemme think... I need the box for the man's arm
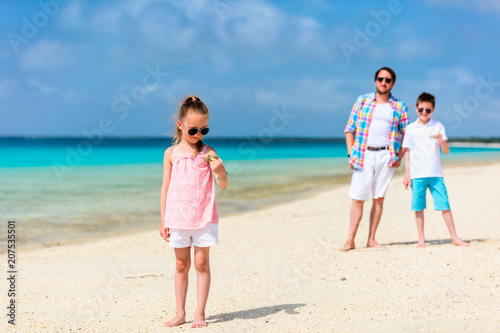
[345,132,354,156]
[345,132,355,170]
[393,102,409,168]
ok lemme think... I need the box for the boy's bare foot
[417,240,426,247]
[452,238,469,247]
[191,316,207,328]
[163,315,185,327]
[339,242,355,252]
[367,240,384,248]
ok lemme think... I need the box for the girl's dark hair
[374,67,396,84]
[416,92,435,108]
[172,95,209,156]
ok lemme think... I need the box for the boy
[402,92,468,247]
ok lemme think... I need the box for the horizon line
[1,135,500,142]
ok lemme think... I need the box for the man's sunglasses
[376,77,392,84]
[417,108,432,114]
[187,127,210,136]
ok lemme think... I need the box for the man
[340,67,408,251]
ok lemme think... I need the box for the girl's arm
[205,146,229,190]
[159,147,173,241]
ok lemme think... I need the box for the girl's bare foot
[417,240,426,247]
[339,242,355,252]
[452,238,469,246]
[163,314,185,327]
[191,316,207,328]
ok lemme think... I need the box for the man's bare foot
[452,238,469,247]
[367,240,384,248]
[417,240,426,247]
[191,316,207,328]
[163,314,185,327]
[339,242,355,252]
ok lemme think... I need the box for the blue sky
[1,0,499,138]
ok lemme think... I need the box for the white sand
[3,163,500,332]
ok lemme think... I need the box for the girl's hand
[209,157,226,179]
[436,133,443,142]
[159,226,170,242]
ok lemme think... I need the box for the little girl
[159,95,229,328]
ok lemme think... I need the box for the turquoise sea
[1,137,499,249]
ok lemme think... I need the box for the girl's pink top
[164,145,219,230]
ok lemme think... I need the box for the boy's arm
[437,134,450,155]
[402,149,411,189]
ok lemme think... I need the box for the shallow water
[1,137,499,249]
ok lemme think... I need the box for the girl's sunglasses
[376,77,392,83]
[417,108,432,114]
[187,127,209,136]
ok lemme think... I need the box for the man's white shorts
[349,150,395,201]
[169,223,219,248]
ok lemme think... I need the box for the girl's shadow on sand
[207,303,306,324]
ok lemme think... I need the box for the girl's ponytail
[172,95,209,156]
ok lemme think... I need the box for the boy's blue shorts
[411,177,450,211]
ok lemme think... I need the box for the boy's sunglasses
[417,108,432,114]
[376,77,392,84]
[187,127,209,136]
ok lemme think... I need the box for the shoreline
[448,142,500,148]
[11,171,354,253]
[13,161,500,254]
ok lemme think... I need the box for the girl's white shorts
[348,150,395,201]
[169,223,219,248]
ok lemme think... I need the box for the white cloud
[229,1,287,47]
[61,89,91,103]
[476,0,500,14]
[0,79,15,100]
[395,38,442,60]
[19,39,77,71]
[153,78,201,106]
[427,0,500,15]
[58,1,84,29]
[428,68,477,86]
[254,77,346,112]
[90,6,124,35]
[27,78,57,94]
[123,0,338,61]
[484,98,500,120]
[137,11,196,50]
[122,0,167,18]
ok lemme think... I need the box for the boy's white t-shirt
[402,118,447,179]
